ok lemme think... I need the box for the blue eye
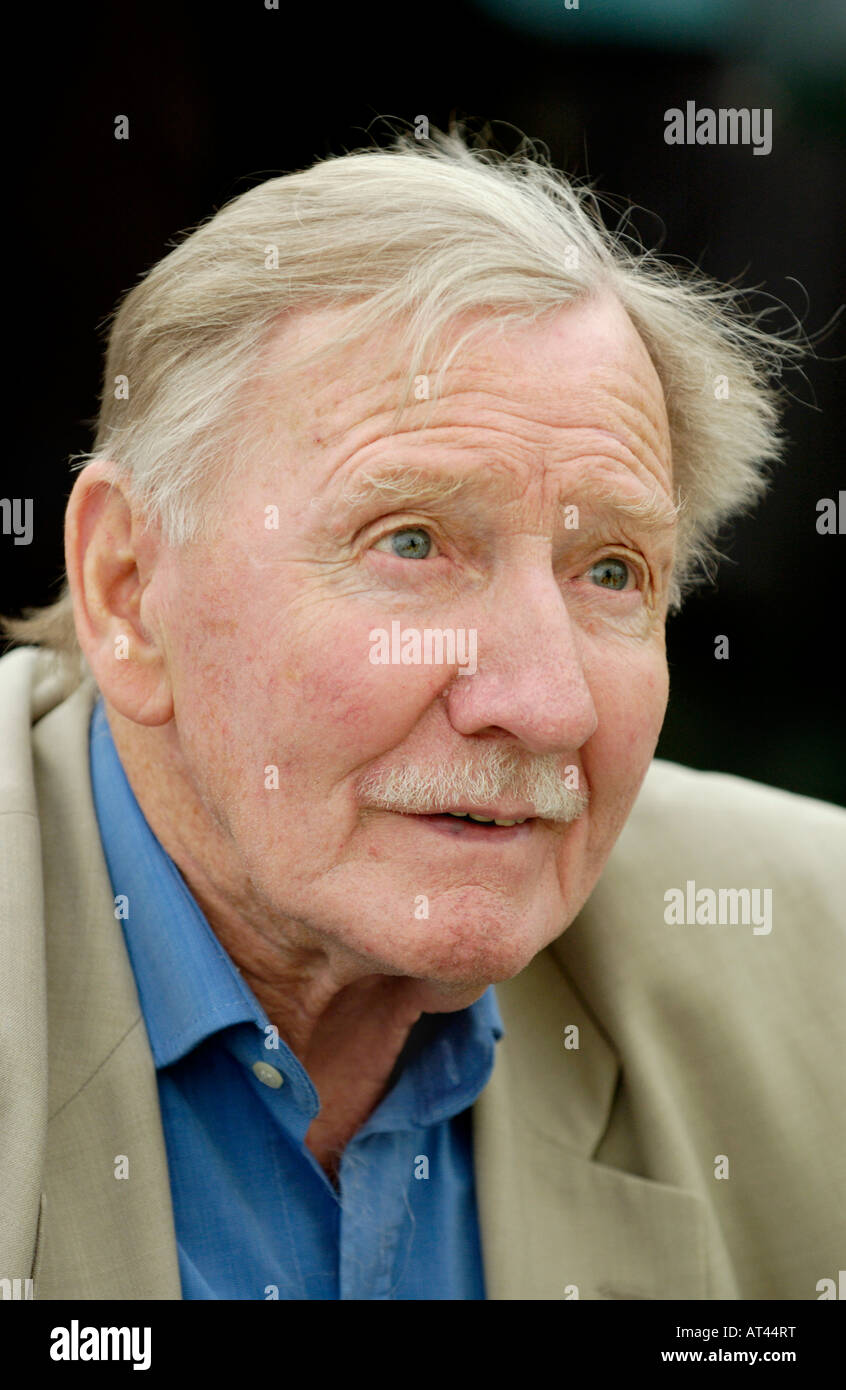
[588,557,631,590]
[375,527,433,559]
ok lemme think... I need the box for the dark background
[5,0,845,804]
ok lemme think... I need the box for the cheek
[161,587,278,795]
[258,608,449,769]
[584,648,669,796]
[285,658,444,774]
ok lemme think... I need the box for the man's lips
[384,807,542,842]
[401,804,537,826]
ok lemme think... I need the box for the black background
[5,0,845,803]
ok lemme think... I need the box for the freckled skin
[66,294,676,1170]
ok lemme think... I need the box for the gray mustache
[357,746,588,822]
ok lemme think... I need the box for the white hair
[4,123,806,686]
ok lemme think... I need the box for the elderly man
[1,127,843,1303]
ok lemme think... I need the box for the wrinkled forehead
[246,293,672,478]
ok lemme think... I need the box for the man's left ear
[64,460,174,726]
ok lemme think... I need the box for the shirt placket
[338,1130,414,1300]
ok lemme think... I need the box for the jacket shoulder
[631,757,845,874]
[560,757,846,981]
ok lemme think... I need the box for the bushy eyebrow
[339,465,483,510]
[338,465,680,537]
[584,478,682,537]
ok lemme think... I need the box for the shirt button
[252,1061,284,1089]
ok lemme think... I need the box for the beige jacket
[1,644,844,1300]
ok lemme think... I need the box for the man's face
[148,293,676,991]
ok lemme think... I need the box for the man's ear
[64,460,174,725]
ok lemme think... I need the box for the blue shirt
[88,698,504,1299]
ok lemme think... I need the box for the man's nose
[443,569,599,755]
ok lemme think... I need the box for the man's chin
[351,900,570,991]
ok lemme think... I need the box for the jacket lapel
[31,675,182,1300]
[473,943,716,1299]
